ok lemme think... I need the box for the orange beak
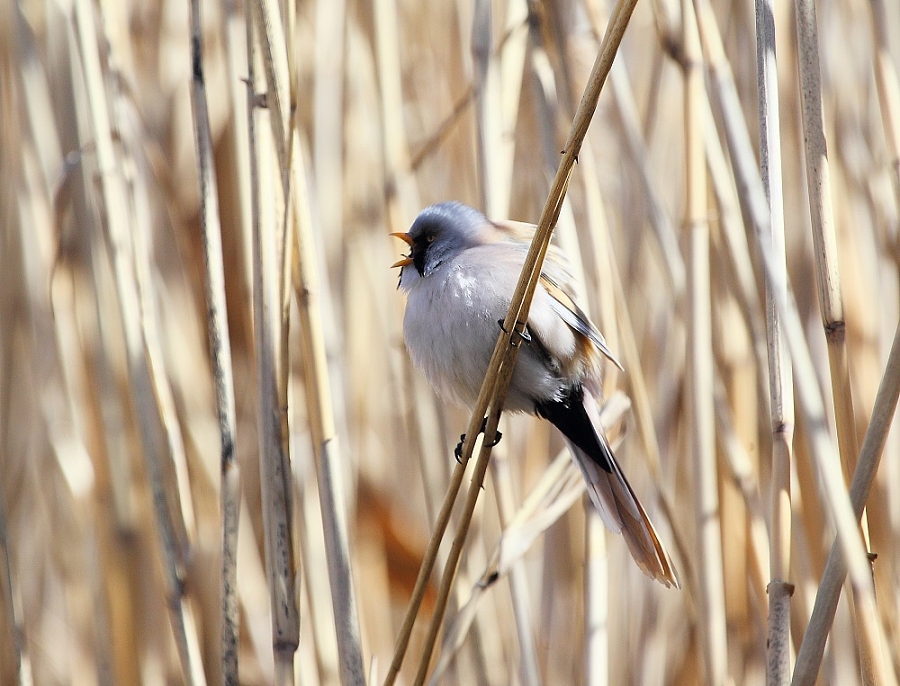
[390,232,414,268]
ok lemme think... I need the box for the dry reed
[2,0,900,684]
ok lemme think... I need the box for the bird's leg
[454,417,503,462]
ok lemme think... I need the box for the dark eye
[426,234,436,243]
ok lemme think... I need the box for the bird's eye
[426,234,436,243]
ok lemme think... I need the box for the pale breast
[401,254,577,413]
[402,263,499,407]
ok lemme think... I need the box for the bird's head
[391,202,487,285]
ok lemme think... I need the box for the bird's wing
[490,219,623,370]
[539,274,624,371]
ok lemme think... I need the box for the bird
[391,201,680,588]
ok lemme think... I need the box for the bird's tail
[566,395,680,589]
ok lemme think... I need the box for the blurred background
[1,0,900,683]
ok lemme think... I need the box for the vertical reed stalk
[0,486,30,686]
[291,134,367,685]
[749,188,895,686]
[792,0,879,679]
[245,3,299,681]
[313,0,346,264]
[792,0,861,502]
[186,1,241,682]
[869,0,900,236]
[584,510,608,686]
[73,0,205,681]
[472,4,540,682]
[687,1,893,678]
[754,0,794,680]
[682,1,728,683]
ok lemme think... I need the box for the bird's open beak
[390,232,414,268]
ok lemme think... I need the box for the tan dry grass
[1,0,899,684]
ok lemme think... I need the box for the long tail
[538,391,680,588]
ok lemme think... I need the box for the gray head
[394,202,488,280]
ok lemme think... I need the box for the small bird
[392,201,679,588]
[391,202,680,588]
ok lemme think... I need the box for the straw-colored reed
[2,0,899,684]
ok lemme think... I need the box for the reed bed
[1,0,899,684]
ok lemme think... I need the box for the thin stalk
[751,189,896,686]
[471,0,493,215]
[2,25,34,684]
[792,0,877,679]
[713,378,770,610]
[793,0,861,480]
[792,318,900,685]
[294,462,341,684]
[869,0,900,230]
[245,3,299,681]
[753,0,795,679]
[220,0,253,289]
[687,0,893,679]
[428,396,631,683]
[584,510,609,686]
[313,0,346,266]
[291,134,366,685]
[702,102,769,403]
[472,3,539,682]
[488,451,542,686]
[608,60,687,297]
[473,0,528,220]
[186,2,241,683]
[0,481,30,686]
[372,0,450,680]
[683,1,728,683]
[73,0,204,681]
[249,0,290,180]
[407,1,642,681]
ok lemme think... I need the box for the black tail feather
[534,386,613,473]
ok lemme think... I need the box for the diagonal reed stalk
[429,396,631,683]
[186,1,241,683]
[396,1,642,682]
[384,1,636,686]
[792,319,900,685]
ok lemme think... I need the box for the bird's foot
[454,434,467,463]
[454,418,502,461]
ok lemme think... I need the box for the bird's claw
[454,434,466,462]
[454,421,502,461]
[497,319,531,347]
